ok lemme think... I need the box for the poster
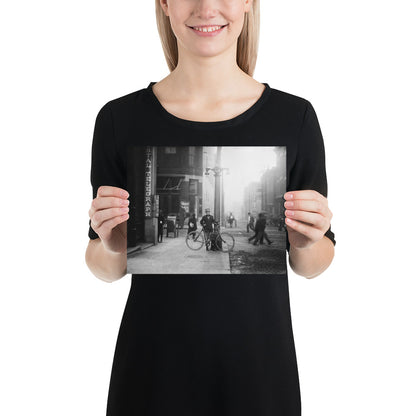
[126,146,287,275]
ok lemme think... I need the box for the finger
[285,209,329,231]
[285,218,323,241]
[97,186,129,199]
[88,197,129,224]
[92,196,130,211]
[94,214,129,238]
[284,190,326,203]
[284,198,329,216]
[91,206,130,229]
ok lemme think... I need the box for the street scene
[126,146,287,275]
[127,221,287,274]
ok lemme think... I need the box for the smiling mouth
[188,24,229,32]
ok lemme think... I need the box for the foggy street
[127,222,287,275]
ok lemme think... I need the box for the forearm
[85,239,127,283]
[288,236,334,279]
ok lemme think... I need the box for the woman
[86,1,336,415]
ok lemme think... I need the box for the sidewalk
[127,228,231,274]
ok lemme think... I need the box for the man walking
[247,212,255,233]
[248,213,272,245]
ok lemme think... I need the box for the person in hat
[200,208,215,250]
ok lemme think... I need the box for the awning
[157,176,184,191]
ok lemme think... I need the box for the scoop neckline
[146,81,271,130]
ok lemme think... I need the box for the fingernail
[285,193,293,199]
[285,201,294,207]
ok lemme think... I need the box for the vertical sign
[144,146,152,218]
[154,194,159,218]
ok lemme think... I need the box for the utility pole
[205,146,229,227]
[214,146,222,223]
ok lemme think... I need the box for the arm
[85,238,127,283]
[285,190,335,279]
[289,235,334,279]
[86,186,129,283]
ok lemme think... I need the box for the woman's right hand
[89,185,130,254]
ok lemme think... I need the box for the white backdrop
[1,1,415,415]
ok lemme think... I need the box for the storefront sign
[144,146,152,218]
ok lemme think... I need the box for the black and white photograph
[127,146,287,274]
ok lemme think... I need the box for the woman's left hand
[284,190,333,249]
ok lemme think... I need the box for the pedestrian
[253,213,272,245]
[187,212,197,238]
[248,212,262,243]
[258,213,272,245]
[247,211,255,233]
[200,208,215,250]
[248,213,261,243]
[157,209,165,243]
[86,1,336,414]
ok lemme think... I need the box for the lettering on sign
[144,146,152,218]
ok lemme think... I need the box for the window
[189,146,195,166]
[189,179,198,194]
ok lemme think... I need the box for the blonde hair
[155,0,260,76]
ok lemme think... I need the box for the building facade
[156,146,204,224]
[128,146,219,247]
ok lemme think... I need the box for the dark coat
[188,216,197,232]
[254,218,266,232]
[158,215,165,229]
[200,214,215,231]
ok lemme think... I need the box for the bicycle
[186,222,235,252]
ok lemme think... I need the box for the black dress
[88,82,336,415]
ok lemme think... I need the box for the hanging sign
[144,146,152,218]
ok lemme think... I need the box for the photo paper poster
[126,146,287,275]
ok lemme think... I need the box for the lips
[189,24,228,29]
[188,24,228,36]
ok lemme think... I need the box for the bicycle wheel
[186,231,205,250]
[216,232,235,252]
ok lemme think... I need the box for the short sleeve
[88,102,125,240]
[286,100,336,252]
